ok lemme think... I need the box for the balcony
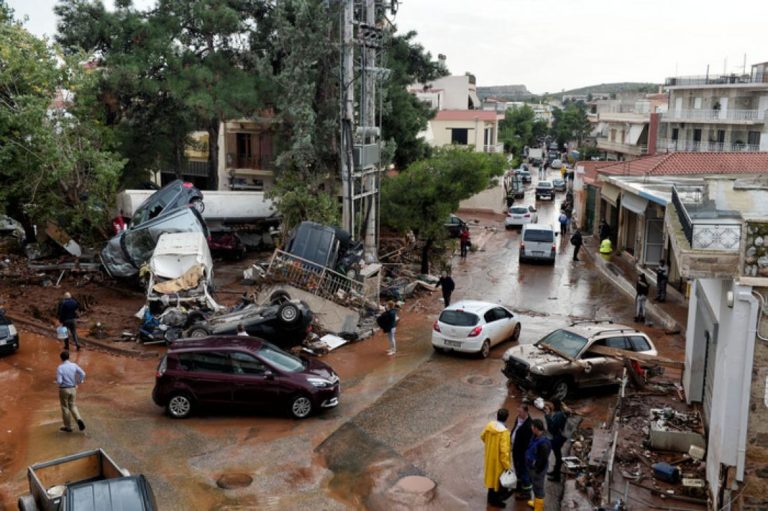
[596,138,648,156]
[227,153,274,171]
[665,74,768,87]
[662,109,765,123]
[665,186,742,279]
[483,143,504,153]
[659,140,760,153]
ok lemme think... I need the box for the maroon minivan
[152,337,340,419]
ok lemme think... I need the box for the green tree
[551,102,591,146]
[499,105,549,164]
[381,31,447,170]
[0,11,124,241]
[381,147,505,273]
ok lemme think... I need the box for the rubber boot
[527,500,534,508]
[533,498,544,511]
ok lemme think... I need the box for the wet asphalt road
[0,165,653,510]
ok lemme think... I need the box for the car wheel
[277,303,301,326]
[511,323,521,342]
[167,393,193,419]
[479,340,491,359]
[164,327,181,344]
[289,394,313,419]
[433,345,445,353]
[550,379,571,401]
[269,290,291,306]
[187,324,210,338]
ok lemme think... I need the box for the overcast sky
[10,0,768,93]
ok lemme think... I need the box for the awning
[621,192,649,215]
[626,124,645,145]
[601,183,621,206]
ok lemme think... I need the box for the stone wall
[744,222,768,278]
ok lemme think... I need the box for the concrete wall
[459,180,506,214]
[428,76,471,110]
[429,119,498,152]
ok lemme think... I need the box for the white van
[519,224,557,264]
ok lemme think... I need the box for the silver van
[519,224,557,264]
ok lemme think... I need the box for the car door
[490,307,515,345]
[229,351,279,406]
[482,309,501,344]
[177,351,235,405]
[580,337,628,387]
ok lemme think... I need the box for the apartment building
[592,94,667,161]
[659,61,768,153]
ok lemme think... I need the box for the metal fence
[266,249,367,306]
[672,187,693,246]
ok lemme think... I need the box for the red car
[152,337,340,419]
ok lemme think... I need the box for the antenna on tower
[743,53,747,75]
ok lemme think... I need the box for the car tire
[269,290,291,306]
[277,303,301,326]
[186,324,210,338]
[433,345,445,354]
[164,327,182,344]
[289,394,313,419]
[550,379,571,401]
[479,340,491,359]
[167,393,194,419]
[511,323,521,342]
[18,494,38,511]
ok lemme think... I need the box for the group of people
[481,401,568,509]
[634,260,669,323]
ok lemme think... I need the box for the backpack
[559,213,567,224]
[570,232,580,246]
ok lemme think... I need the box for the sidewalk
[580,236,688,332]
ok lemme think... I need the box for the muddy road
[0,168,685,510]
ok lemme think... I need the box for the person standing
[599,219,611,241]
[544,399,567,482]
[655,260,669,302]
[377,301,398,356]
[599,237,613,261]
[558,212,568,236]
[56,351,86,433]
[511,403,533,500]
[635,274,650,323]
[436,271,456,307]
[481,408,512,508]
[57,292,81,351]
[570,229,583,262]
[459,227,471,259]
[525,419,552,511]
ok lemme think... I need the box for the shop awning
[621,192,649,215]
[626,124,645,145]
[601,183,621,206]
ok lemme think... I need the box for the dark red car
[152,337,340,419]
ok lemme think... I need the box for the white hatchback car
[505,205,538,228]
[432,300,521,358]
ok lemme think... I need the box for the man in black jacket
[526,419,552,510]
[436,271,456,306]
[511,403,533,499]
[57,292,81,351]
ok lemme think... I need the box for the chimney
[647,112,660,156]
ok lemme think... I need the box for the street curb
[6,312,158,359]
[580,241,680,331]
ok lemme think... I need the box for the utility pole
[339,0,395,263]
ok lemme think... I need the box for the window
[484,310,498,323]
[451,128,468,145]
[693,97,702,109]
[748,131,761,146]
[602,337,630,350]
[537,329,589,359]
[178,352,233,374]
[230,351,268,375]
[629,336,652,352]
[523,229,554,242]
[693,129,702,143]
[439,310,480,327]
[717,130,725,144]
[257,345,305,372]
[671,128,679,141]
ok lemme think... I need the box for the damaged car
[146,232,216,309]
[285,221,363,279]
[501,322,657,400]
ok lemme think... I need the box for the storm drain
[216,473,253,489]
[465,375,495,386]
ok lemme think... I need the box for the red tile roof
[595,152,768,177]
[575,160,615,185]
[434,110,503,121]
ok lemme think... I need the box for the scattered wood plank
[587,344,684,370]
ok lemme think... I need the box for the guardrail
[266,249,367,306]
[595,139,648,155]
[662,109,764,122]
[672,187,693,246]
[665,74,768,86]
[660,140,761,152]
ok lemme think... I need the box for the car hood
[502,343,570,365]
[304,357,338,381]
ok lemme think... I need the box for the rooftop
[595,152,768,177]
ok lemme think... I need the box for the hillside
[476,84,536,100]
[477,82,660,102]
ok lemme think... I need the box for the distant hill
[476,84,536,101]
[477,82,660,102]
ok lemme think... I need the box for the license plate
[532,251,544,256]
[445,340,462,348]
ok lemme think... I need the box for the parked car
[519,224,557,264]
[286,221,363,279]
[182,298,313,348]
[505,205,538,228]
[445,214,468,238]
[17,449,157,511]
[535,181,555,201]
[514,168,532,184]
[130,179,203,229]
[501,322,658,400]
[551,158,563,169]
[0,308,19,355]
[432,300,521,358]
[552,178,567,192]
[101,206,209,278]
[152,336,340,419]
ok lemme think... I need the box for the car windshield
[537,329,589,359]
[257,344,305,372]
[510,207,528,214]
[439,310,480,327]
[553,179,564,185]
[538,182,553,188]
[523,229,553,242]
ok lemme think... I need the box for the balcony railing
[672,187,693,246]
[662,109,764,122]
[596,139,648,155]
[483,143,504,153]
[673,186,742,252]
[227,153,274,170]
[660,140,761,153]
[665,74,768,87]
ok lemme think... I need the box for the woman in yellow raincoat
[481,408,512,507]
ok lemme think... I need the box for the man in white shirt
[56,351,86,433]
